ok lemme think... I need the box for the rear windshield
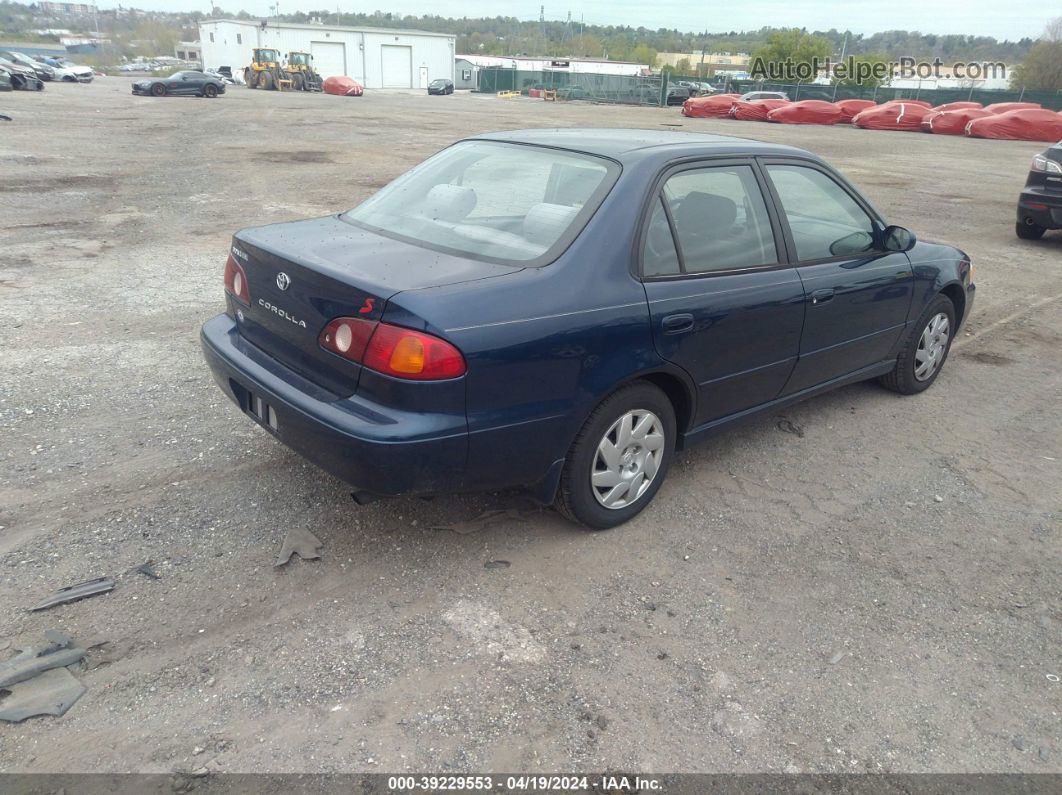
[342,140,619,265]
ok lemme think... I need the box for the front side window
[660,165,778,274]
[343,141,618,265]
[766,164,876,260]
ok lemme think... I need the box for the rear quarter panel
[385,159,673,491]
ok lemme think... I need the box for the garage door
[310,41,346,79]
[381,45,412,88]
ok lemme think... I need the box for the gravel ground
[0,78,1059,775]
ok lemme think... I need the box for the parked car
[556,85,590,100]
[427,78,454,95]
[35,56,92,82]
[676,80,714,96]
[0,50,54,81]
[132,71,225,98]
[1016,141,1062,239]
[0,56,43,90]
[740,90,790,102]
[0,64,13,91]
[201,129,975,529]
[205,68,236,85]
[636,83,691,105]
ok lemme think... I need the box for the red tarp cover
[322,76,364,96]
[882,98,931,108]
[921,108,994,135]
[965,109,1062,142]
[835,99,876,122]
[932,101,982,111]
[767,100,845,125]
[728,98,790,121]
[983,101,1040,113]
[682,94,739,118]
[852,102,933,131]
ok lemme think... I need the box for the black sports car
[1016,141,1062,239]
[132,71,226,98]
[427,78,454,95]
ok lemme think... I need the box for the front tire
[1016,220,1046,240]
[203,84,218,98]
[554,382,676,530]
[878,295,956,395]
[150,83,165,97]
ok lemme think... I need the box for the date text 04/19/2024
[387,775,663,791]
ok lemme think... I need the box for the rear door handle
[661,313,695,335]
[810,288,835,305]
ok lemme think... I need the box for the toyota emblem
[276,272,291,291]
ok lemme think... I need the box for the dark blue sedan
[201,129,975,529]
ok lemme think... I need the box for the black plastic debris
[131,561,160,580]
[29,577,115,611]
[484,560,511,570]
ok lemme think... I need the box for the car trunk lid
[230,215,518,396]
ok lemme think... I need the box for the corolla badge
[276,272,291,291]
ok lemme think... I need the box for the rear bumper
[1018,187,1062,229]
[200,314,468,496]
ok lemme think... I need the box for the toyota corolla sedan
[201,129,975,529]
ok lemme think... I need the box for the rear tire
[151,82,165,97]
[554,382,676,530]
[878,294,956,395]
[1016,220,1046,240]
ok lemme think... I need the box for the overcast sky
[100,1,1049,41]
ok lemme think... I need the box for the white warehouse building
[198,19,455,89]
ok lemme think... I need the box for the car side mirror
[882,225,916,252]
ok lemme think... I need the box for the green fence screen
[474,67,1062,111]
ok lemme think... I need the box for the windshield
[290,54,309,65]
[430,79,447,86]
[343,141,618,265]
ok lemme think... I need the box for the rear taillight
[223,254,250,305]
[319,317,466,380]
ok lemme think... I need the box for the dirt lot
[0,78,1059,775]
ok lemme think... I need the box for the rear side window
[661,165,778,274]
[642,198,681,276]
[766,165,876,260]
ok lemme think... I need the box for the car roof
[469,128,813,162]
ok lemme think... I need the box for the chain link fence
[475,67,1062,111]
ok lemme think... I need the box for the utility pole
[540,5,546,55]
[699,29,707,78]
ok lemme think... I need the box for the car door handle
[661,313,695,335]
[810,289,835,305]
